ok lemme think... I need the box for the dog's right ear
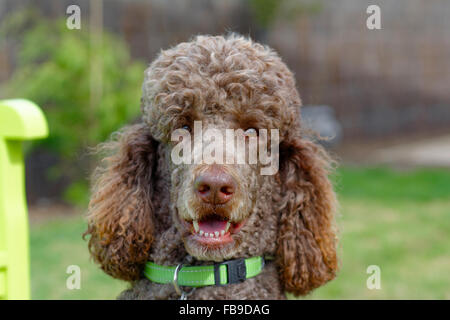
[84,123,158,281]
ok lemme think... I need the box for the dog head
[85,34,338,296]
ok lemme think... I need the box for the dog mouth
[183,214,246,246]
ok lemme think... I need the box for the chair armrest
[0,99,48,299]
[0,99,48,139]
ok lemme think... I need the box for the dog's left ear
[276,135,338,296]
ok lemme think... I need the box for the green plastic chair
[0,99,48,300]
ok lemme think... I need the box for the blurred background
[0,0,449,299]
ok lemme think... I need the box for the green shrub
[247,0,322,29]
[1,9,145,206]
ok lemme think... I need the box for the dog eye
[244,128,258,137]
[181,125,191,132]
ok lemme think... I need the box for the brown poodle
[84,34,338,300]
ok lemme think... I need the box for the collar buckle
[172,264,196,299]
[214,258,247,285]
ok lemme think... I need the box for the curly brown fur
[84,124,158,280]
[84,34,338,299]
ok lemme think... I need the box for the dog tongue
[198,219,228,233]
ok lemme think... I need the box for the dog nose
[194,166,236,204]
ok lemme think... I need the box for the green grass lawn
[30,167,450,299]
[30,216,127,299]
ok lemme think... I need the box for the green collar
[144,256,264,288]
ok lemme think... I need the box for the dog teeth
[193,220,199,232]
[197,230,226,238]
[194,221,233,237]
